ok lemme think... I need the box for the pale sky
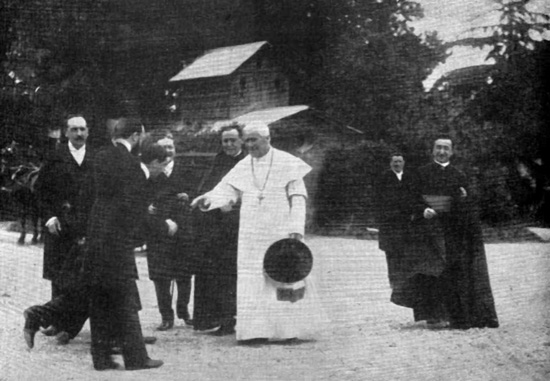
[412,0,550,90]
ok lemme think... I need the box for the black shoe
[23,328,37,349]
[94,358,121,371]
[211,324,236,336]
[193,321,220,332]
[183,318,193,326]
[126,358,164,371]
[41,325,59,337]
[143,336,157,345]
[56,331,71,345]
[237,338,269,346]
[178,310,193,326]
[23,308,40,349]
[156,320,174,331]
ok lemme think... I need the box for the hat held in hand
[263,238,313,284]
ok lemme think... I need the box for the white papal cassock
[203,147,327,341]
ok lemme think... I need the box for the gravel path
[0,228,549,381]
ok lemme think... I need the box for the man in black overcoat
[374,153,427,295]
[409,137,499,329]
[145,133,196,331]
[193,124,245,335]
[36,115,95,342]
[85,118,164,371]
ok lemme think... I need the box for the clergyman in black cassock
[405,137,499,329]
[193,125,245,334]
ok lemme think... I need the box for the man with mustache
[36,114,96,344]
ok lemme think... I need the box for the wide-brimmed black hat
[263,238,313,284]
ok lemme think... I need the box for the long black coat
[194,151,245,274]
[374,170,426,253]
[38,144,95,287]
[399,162,499,328]
[145,159,197,280]
[85,144,148,286]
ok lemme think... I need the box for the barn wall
[228,54,289,118]
[176,77,231,121]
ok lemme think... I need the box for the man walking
[86,118,164,370]
[37,115,95,343]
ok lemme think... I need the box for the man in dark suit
[412,136,499,329]
[145,132,196,331]
[86,118,164,371]
[36,115,95,343]
[375,153,426,293]
[193,123,245,335]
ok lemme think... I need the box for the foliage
[387,0,550,225]
[307,0,447,140]
[1,0,193,147]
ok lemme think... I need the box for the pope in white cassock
[191,122,326,342]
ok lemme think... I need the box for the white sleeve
[287,179,307,235]
[203,182,241,211]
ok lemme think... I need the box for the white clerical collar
[164,159,174,177]
[232,150,243,158]
[114,139,132,152]
[435,160,450,167]
[393,171,403,180]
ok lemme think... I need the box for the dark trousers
[36,283,89,337]
[217,271,236,323]
[193,264,236,329]
[51,280,63,299]
[153,276,191,321]
[89,281,148,369]
[25,286,89,338]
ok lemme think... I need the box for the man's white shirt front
[69,142,86,166]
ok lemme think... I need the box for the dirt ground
[0,227,549,381]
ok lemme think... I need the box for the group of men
[22,116,325,371]
[21,113,499,370]
[376,137,499,330]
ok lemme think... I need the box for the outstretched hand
[190,195,210,211]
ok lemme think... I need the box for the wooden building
[169,41,289,127]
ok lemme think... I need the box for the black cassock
[394,162,499,329]
[192,150,245,330]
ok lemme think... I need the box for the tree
[307,0,447,139]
